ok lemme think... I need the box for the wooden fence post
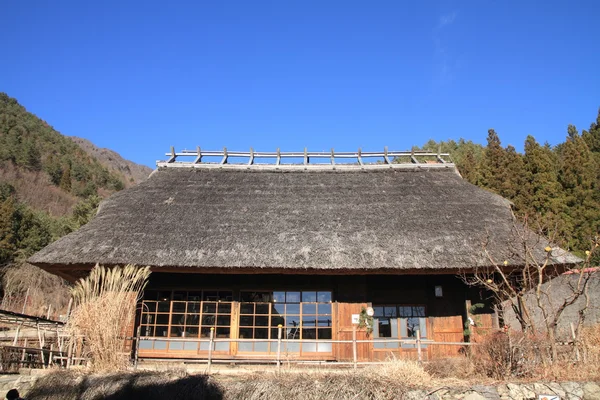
[207,327,214,374]
[277,325,282,372]
[134,326,141,369]
[352,325,357,369]
[416,330,422,363]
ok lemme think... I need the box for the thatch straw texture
[29,168,578,272]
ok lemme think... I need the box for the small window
[373,304,427,348]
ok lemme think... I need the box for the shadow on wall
[25,371,224,400]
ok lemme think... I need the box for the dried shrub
[0,262,70,318]
[66,264,150,372]
[424,356,477,380]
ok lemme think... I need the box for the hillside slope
[69,136,151,187]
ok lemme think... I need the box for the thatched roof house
[29,148,580,362]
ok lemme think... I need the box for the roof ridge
[157,146,456,170]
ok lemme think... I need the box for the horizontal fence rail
[157,147,455,169]
[132,326,477,371]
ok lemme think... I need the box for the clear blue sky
[2,1,599,168]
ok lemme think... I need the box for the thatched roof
[29,165,579,276]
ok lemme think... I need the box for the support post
[357,148,364,166]
[22,288,30,314]
[330,148,335,165]
[66,339,73,368]
[352,324,357,369]
[304,147,308,165]
[21,338,28,365]
[277,324,283,372]
[383,146,390,164]
[194,146,202,164]
[66,298,73,321]
[12,322,23,346]
[134,326,141,369]
[248,147,254,165]
[416,329,422,363]
[36,323,46,369]
[167,146,176,163]
[46,304,52,320]
[220,147,228,164]
[207,327,214,374]
[571,322,580,362]
[49,344,54,366]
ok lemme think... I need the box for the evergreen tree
[558,125,600,252]
[478,129,507,193]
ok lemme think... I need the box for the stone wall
[406,381,600,400]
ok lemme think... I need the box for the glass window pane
[157,302,170,312]
[155,326,168,337]
[186,314,199,325]
[302,342,317,352]
[255,316,269,327]
[255,328,269,339]
[216,327,230,337]
[302,292,316,302]
[187,302,201,313]
[302,328,317,339]
[142,326,154,336]
[153,340,167,350]
[286,292,301,303]
[183,342,198,351]
[286,315,300,326]
[185,327,199,337]
[156,314,169,325]
[273,292,285,303]
[238,342,253,352]
[139,340,153,350]
[317,342,332,353]
[256,304,270,315]
[217,315,231,326]
[317,292,332,303]
[413,306,426,317]
[203,303,217,313]
[141,314,154,324]
[201,315,216,326]
[318,329,332,339]
[171,314,185,326]
[271,315,285,326]
[406,317,420,338]
[286,304,300,314]
[385,307,397,317]
[303,303,317,315]
[273,304,285,315]
[318,304,332,315]
[399,306,411,317]
[143,301,157,312]
[378,319,391,338]
[240,303,254,314]
[218,303,231,313]
[170,326,185,337]
[255,341,269,352]
[373,306,385,317]
[171,301,187,312]
[286,327,300,339]
[200,327,213,338]
[317,317,332,327]
[302,317,316,327]
[240,316,254,326]
[239,328,253,339]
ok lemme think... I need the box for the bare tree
[462,217,598,362]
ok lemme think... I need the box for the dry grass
[66,264,150,372]
[0,262,70,319]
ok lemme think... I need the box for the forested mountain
[414,110,600,263]
[0,92,150,268]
